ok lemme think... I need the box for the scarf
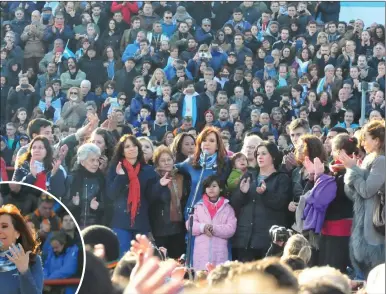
[122,159,141,227]
[0,250,17,272]
[35,171,47,190]
[203,194,225,219]
[69,68,79,80]
[199,152,217,169]
[167,170,183,222]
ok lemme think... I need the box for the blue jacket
[0,254,43,294]
[122,42,140,62]
[161,22,177,37]
[130,94,154,123]
[106,164,157,232]
[210,50,228,73]
[195,27,214,45]
[175,157,231,220]
[43,25,74,50]
[43,244,79,279]
[164,64,193,80]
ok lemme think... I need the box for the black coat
[115,68,138,98]
[230,171,291,250]
[149,173,190,237]
[2,190,38,216]
[78,57,108,90]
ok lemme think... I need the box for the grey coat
[344,154,385,275]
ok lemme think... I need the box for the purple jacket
[302,174,337,233]
[186,198,237,270]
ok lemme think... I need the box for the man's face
[265,82,274,94]
[153,23,162,33]
[15,10,24,20]
[202,22,211,32]
[143,4,153,15]
[374,91,384,104]
[357,56,367,68]
[67,59,76,69]
[185,84,195,94]
[81,83,90,95]
[325,130,338,150]
[338,89,348,102]
[350,67,359,79]
[206,81,217,92]
[47,63,56,74]
[338,23,346,34]
[344,112,354,124]
[228,55,237,64]
[217,94,227,105]
[270,24,279,33]
[288,6,296,17]
[132,20,141,29]
[136,32,145,42]
[233,12,243,22]
[6,125,16,136]
[328,24,337,34]
[39,201,54,218]
[229,105,239,118]
[326,68,334,78]
[244,32,253,42]
[92,7,101,16]
[5,33,15,44]
[139,41,149,51]
[39,126,54,143]
[345,41,355,53]
[168,103,178,114]
[259,113,270,125]
[262,13,270,23]
[179,23,188,33]
[245,56,253,66]
[156,112,166,124]
[281,29,289,40]
[140,109,149,118]
[219,109,229,120]
[234,87,244,98]
[374,45,385,57]
[188,39,196,49]
[164,13,173,24]
[234,35,243,46]
[343,84,352,95]
[62,215,75,231]
[82,13,91,24]
[290,127,307,146]
[234,70,243,81]
[251,111,259,123]
[113,12,123,23]
[234,121,245,133]
[31,12,40,23]
[308,23,317,34]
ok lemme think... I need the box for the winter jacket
[115,67,138,97]
[7,87,39,117]
[188,198,237,270]
[106,164,157,232]
[195,27,215,46]
[43,25,74,51]
[176,157,231,220]
[344,155,385,274]
[169,31,194,52]
[150,173,189,237]
[240,3,267,25]
[150,122,172,142]
[12,161,67,199]
[230,171,291,250]
[228,45,253,67]
[60,70,86,92]
[317,2,340,23]
[121,41,140,62]
[302,174,337,233]
[58,100,87,128]
[111,1,139,24]
[43,244,79,279]
[78,57,108,90]
[20,23,46,58]
[35,72,60,98]
[130,94,154,123]
[227,169,244,193]
[98,30,122,53]
[138,13,161,31]
[10,18,30,36]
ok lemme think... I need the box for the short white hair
[77,143,101,163]
[81,80,91,89]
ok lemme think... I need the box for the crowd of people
[0,1,385,294]
[0,183,83,294]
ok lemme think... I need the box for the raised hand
[240,177,250,193]
[313,157,325,178]
[116,162,125,175]
[160,172,171,186]
[338,150,357,169]
[130,234,154,258]
[29,157,38,177]
[99,155,108,171]
[72,193,80,206]
[90,197,99,210]
[256,180,266,194]
[303,156,315,175]
[51,158,61,176]
[5,244,32,274]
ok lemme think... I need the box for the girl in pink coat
[187,175,237,270]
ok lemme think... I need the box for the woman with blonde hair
[316,32,328,47]
[147,68,168,98]
[282,234,312,265]
[57,87,87,128]
[138,136,155,165]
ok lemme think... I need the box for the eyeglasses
[139,89,147,92]
[107,86,114,89]
[70,92,78,95]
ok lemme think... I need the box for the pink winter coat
[187,199,237,270]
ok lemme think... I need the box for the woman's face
[165,133,174,146]
[301,49,309,60]
[81,153,100,173]
[310,67,318,76]
[224,27,232,35]
[335,68,343,76]
[69,88,79,101]
[157,152,174,172]
[45,87,53,97]
[291,88,300,98]
[91,133,106,152]
[272,110,282,121]
[181,136,195,157]
[139,87,147,97]
[376,28,383,38]
[140,140,153,162]
[258,49,266,58]
[109,20,115,30]
[323,115,331,126]
[283,48,290,57]
[205,113,214,123]
[123,138,139,161]
[199,63,207,72]
[312,127,322,137]
[244,74,252,82]
[256,146,274,169]
[205,181,220,199]
[18,111,27,121]
[362,131,380,154]
[0,214,20,250]
[31,140,47,161]
[308,92,316,102]
[291,23,298,31]
[106,86,114,95]
[106,47,114,58]
[155,70,163,81]
[201,132,218,155]
[217,32,225,41]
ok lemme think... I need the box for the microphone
[203,151,210,161]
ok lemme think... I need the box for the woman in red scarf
[12,136,66,198]
[106,135,156,257]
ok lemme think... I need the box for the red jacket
[111,1,139,24]
[0,157,8,181]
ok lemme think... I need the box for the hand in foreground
[5,243,32,274]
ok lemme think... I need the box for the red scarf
[122,159,141,227]
[203,194,225,219]
[34,172,47,190]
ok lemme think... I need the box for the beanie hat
[82,225,120,263]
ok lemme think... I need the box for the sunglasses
[41,194,53,201]
[70,92,78,95]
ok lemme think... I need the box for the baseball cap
[202,18,211,25]
[264,55,274,64]
[228,52,237,57]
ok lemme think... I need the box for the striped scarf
[199,152,217,169]
[0,250,17,272]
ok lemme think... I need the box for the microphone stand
[186,156,207,274]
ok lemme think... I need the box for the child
[227,153,248,192]
[188,175,237,271]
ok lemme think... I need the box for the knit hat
[174,6,191,22]
[82,225,120,263]
[202,18,211,25]
[264,55,274,64]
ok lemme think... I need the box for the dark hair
[330,127,349,134]
[110,135,146,167]
[17,135,53,170]
[50,230,68,245]
[296,134,327,164]
[89,128,117,161]
[161,131,174,146]
[0,204,40,265]
[27,118,52,138]
[231,152,248,168]
[281,255,306,271]
[202,175,223,194]
[331,134,359,156]
[255,141,283,169]
[170,133,195,163]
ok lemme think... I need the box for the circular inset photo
[0,182,85,294]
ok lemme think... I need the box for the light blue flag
[62,45,76,59]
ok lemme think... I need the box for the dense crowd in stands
[0,1,385,294]
[0,184,82,294]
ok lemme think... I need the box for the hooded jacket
[263,22,280,45]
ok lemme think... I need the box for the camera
[283,145,295,155]
[199,51,210,59]
[20,84,29,89]
[269,225,292,243]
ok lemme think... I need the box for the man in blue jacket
[122,31,146,62]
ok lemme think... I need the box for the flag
[62,45,76,59]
